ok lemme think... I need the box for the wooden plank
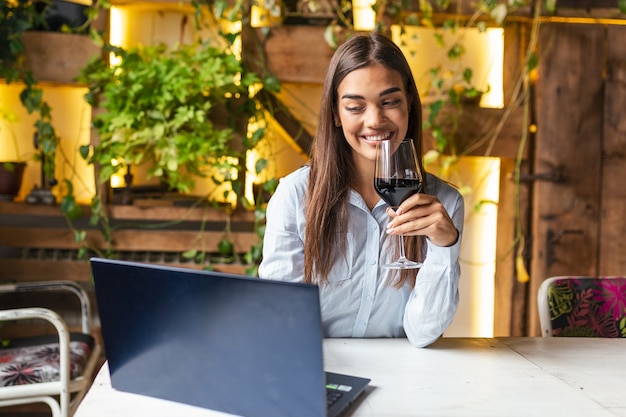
[0,259,248,282]
[423,105,526,160]
[0,201,255,222]
[0,201,64,217]
[0,227,79,249]
[493,158,517,336]
[106,229,258,253]
[106,203,254,222]
[503,24,524,110]
[510,161,532,337]
[242,25,336,84]
[556,0,617,8]
[0,260,92,282]
[599,25,626,274]
[0,227,257,253]
[529,23,605,335]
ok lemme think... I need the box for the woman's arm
[258,169,307,283]
[400,180,465,347]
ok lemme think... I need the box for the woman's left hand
[386,193,459,247]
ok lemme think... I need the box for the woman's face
[336,63,410,168]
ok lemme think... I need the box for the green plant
[80,42,264,196]
[72,7,281,270]
[1,0,106,192]
[1,0,60,183]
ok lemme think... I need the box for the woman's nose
[365,107,386,127]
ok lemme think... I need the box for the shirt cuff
[425,233,461,266]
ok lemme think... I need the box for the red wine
[374,178,423,207]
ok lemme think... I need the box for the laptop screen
[91,258,328,417]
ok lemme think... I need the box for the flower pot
[22,30,100,84]
[0,162,27,201]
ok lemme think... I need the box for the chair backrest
[538,276,626,337]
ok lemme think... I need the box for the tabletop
[75,337,626,417]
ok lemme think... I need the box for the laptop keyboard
[326,383,353,407]
[326,388,344,407]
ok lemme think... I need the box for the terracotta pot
[0,162,27,201]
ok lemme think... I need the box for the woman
[258,33,464,348]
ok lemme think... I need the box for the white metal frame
[537,276,562,337]
[0,281,102,417]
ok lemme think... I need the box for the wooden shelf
[0,201,257,283]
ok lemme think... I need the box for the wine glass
[374,138,424,269]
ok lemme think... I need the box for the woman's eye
[383,99,401,107]
[345,105,364,112]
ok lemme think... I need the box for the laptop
[90,257,370,417]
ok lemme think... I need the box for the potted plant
[1,0,102,204]
[73,16,280,269]
[79,40,271,201]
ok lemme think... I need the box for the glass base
[382,257,423,270]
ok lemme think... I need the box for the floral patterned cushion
[547,277,626,337]
[0,333,94,386]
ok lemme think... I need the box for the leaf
[79,145,91,160]
[74,229,87,244]
[218,239,234,256]
[60,195,83,220]
[255,158,269,175]
[490,4,508,25]
[263,75,282,93]
[323,25,338,49]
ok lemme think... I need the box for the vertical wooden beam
[529,23,605,335]
[493,158,517,336]
[599,25,626,274]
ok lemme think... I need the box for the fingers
[386,195,458,247]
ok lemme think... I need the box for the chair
[537,276,626,337]
[0,280,102,417]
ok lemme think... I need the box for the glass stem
[398,235,407,260]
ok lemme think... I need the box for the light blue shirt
[258,165,464,348]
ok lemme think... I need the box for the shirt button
[359,320,366,326]
[366,295,373,302]
[369,259,376,265]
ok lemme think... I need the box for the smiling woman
[259,33,465,348]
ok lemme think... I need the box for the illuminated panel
[393,26,504,109]
[352,0,376,31]
[430,156,501,338]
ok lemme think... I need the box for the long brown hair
[304,33,426,288]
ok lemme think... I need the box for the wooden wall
[528,23,626,335]
[3,7,626,339]
[0,201,255,338]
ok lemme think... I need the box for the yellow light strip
[400,11,626,27]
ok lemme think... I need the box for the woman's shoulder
[270,165,310,201]
[281,165,310,182]
[277,165,310,189]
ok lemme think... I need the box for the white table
[75,337,626,417]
